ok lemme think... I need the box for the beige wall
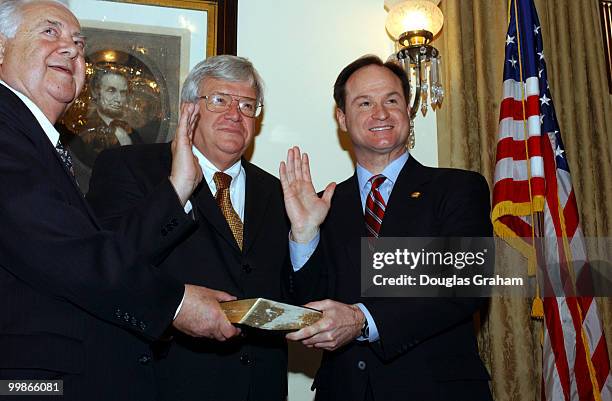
[238,0,438,191]
[237,1,439,400]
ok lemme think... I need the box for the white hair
[0,0,70,38]
[180,55,264,106]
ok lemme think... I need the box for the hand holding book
[220,298,322,330]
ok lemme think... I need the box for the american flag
[492,0,612,400]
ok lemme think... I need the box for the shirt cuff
[184,200,193,214]
[355,303,379,342]
[289,230,320,271]
[173,291,185,320]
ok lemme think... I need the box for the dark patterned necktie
[365,175,387,237]
[213,172,243,250]
[55,140,75,176]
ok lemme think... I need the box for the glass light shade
[385,0,444,40]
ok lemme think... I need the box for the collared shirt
[355,151,409,211]
[288,151,410,342]
[0,80,60,146]
[184,147,246,220]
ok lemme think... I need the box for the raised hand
[279,146,336,243]
[173,284,240,341]
[169,102,202,206]
[285,299,365,351]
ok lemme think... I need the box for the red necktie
[365,175,387,237]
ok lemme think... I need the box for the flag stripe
[493,178,546,203]
[544,296,572,400]
[496,135,544,161]
[494,157,545,181]
[593,338,611,390]
[499,94,541,121]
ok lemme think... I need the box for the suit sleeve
[0,123,184,341]
[364,172,493,361]
[87,147,196,266]
[289,228,332,304]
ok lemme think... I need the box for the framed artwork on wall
[600,0,612,93]
[59,0,237,191]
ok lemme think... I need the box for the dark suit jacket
[291,156,494,401]
[87,143,290,401]
[0,83,186,401]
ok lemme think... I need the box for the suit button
[123,313,130,322]
[138,355,151,365]
[240,353,251,366]
[357,360,367,370]
[242,264,252,273]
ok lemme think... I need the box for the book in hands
[220,298,322,331]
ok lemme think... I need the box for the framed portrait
[601,1,612,93]
[59,0,237,191]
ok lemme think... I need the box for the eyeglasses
[198,93,263,118]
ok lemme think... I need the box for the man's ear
[335,107,347,132]
[0,34,7,65]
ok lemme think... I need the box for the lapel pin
[410,191,422,198]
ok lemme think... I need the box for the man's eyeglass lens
[200,94,261,117]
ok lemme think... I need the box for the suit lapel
[49,135,101,228]
[379,156,432,237]
[192,180,241,252]
[242,160,273,254]
[0,85,99,228]
[162,145,241,252]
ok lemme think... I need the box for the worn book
[220,298,322,330]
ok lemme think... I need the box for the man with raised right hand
[87,55,291,401]
[281,55,493,401]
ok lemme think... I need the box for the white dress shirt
[184,147,246,220]
[0,80,59,146]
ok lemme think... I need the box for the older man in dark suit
[0,1,237,400]
[87,55,290,401]
[281,55,493,401]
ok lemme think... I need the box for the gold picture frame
[600,0,612,93]
[105,0,220,57]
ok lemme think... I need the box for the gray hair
[180,55,264,106]
[0,0,69,38]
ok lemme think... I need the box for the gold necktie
[213,172,243,250]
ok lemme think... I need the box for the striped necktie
[213,172,243,250]
[365,175,387,237]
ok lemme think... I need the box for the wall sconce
[386,0,444,127]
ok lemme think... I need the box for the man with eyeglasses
[87,55,290,401]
